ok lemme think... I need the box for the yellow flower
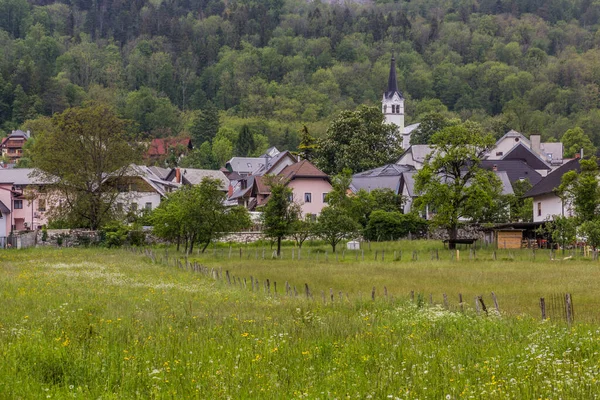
[241,332,249,337]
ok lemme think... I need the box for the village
[0,57,587,252]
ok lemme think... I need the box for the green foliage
[579,218,600,249]
[316,105,402,175]
[261,175,300,256]
[151,177,251,254]
[364,211,428,241]
[508,179,533,222]
[236,124,255,157]
[314,206,360,252]
[539,215,577,251]
[558,157,600,222]
[414,122,501,242]
[189,102,220,145]
[561,127,596,158]
[410,112,458,145]
[2,0,600,151]
[100,221,128,248]
[297,125,318,161]
[31,104,140,230]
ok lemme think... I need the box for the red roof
[147,137,192,157]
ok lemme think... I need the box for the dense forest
[2,0,600,166]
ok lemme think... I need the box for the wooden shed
[495,229,524,249]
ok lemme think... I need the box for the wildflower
[241,332,249,337]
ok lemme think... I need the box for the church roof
[384,56,403,100]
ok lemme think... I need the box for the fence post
[459,293,464,312]
[226,270,231,285]
[540,297,546,320]
[565,293,573,326]
[443,293,448,309]
[330,288,334,303]
[491,292,499,313]
[371,286,376,301]
[305,283,310,299]
[410,290,415,302]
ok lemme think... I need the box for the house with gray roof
[351,164,415,194]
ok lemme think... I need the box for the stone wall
[37,229,99,247]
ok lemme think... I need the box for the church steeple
[384,55,403,100]
[382,55,407,147]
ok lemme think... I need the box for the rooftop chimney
[530,135,541,155]
[492,164,498,172]
[175,168,181,183]
[575,153,581,159]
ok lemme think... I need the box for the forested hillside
[2,0,600,165]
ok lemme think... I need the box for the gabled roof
[384,56,403,100]
[278,160,329,181]
[0,168,51,185]
[166,168,229,190]
[524,158,580,198]
[254,150,297,176]
[480,160,543,186]
[147,166,171,180]
[494,129,530,149]
[397,145,434,164]
[117,164,180,197]
[147,137,192,157]
[351,164,415,194]
[501,143,550,170]
[403,123,420,135]
[400,170,514,197]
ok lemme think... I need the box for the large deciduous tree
[414,122,502,247]
[316,105,402,175]
[558,157,600,223]
[31,104,140,229]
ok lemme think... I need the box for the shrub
[100,222,128,248]
[363,211,428,241]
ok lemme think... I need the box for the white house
[524,158,579,222]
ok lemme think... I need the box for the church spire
[384,55,403,100]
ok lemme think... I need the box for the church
[381,56,420,149]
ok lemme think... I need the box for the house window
[131,203,138,212]
[307,213,317,222]
[38,199,46,212]
[304,193,312,203]
[116,203,124,212]
[145,202,152,211]
[496,152,503,156]
[537,202,542,217]
[14,200,23,209]
[288,194,293,202]
[323,193,328,203]
[383,105,387,113]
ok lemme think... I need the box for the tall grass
[1,247,600,398]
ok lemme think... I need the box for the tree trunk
[448,226,458,250]
[201,241,210,253]
[277,236,281,256]
[176,235,180,252]
[332,242,337,253]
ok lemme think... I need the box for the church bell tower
[382,56,407,147]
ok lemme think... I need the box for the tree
[410,112,457,145]
[508,179,533,222]
[363,211,428,241]
[261,175,300,256]
[558,157,600,222]
[31,104,140,230]
[414,122,502,247]
[562,127,596,158]
[317,105,402,175]
[190,101,220,145]
[236,124,255,156]
[579,219,600,249]
[151,178,251,254]
[314,206,360,252]
[538,215,577,254]
[298,125,318,161]
[290,216,315,248]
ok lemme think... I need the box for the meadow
[1,246,600,399]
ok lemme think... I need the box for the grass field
[187,240,600,323]
[2,246,600,398]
